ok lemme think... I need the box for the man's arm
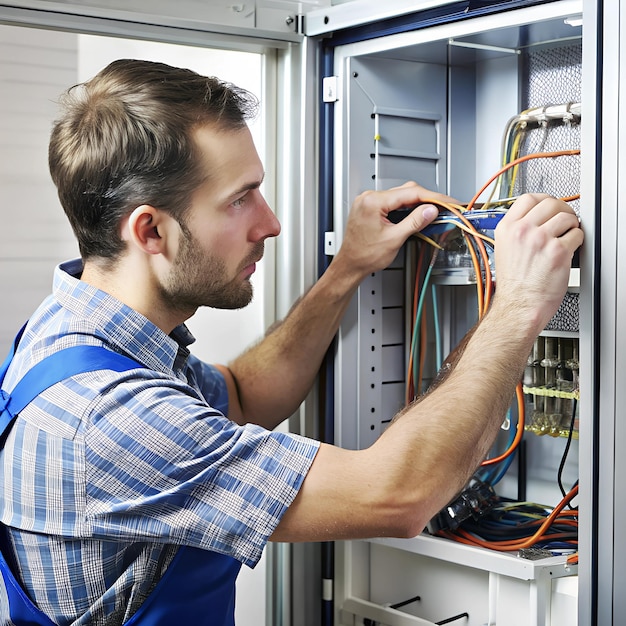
[270,193,583,542]
[222,182,453,428]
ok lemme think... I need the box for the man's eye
[233,196,246,207]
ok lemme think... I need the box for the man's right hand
[493,193,584,334]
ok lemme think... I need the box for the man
[0,59,583,625]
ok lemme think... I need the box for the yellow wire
[415,232,444,250]
[507,130,523,197]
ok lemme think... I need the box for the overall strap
[0,333,143,626]
[0,323,27,393]
[0,342,143,437]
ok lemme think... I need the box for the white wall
[0,24,271,624]
[0,25,79,350]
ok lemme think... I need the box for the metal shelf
[369,533,577,581]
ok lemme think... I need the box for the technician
[0,59,583,626]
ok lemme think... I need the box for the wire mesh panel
[517,43,582,333]
[516,43,582,216]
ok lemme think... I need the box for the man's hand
[332,181,455,281]
[493,193,584,334]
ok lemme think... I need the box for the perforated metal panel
[516,43,582,214]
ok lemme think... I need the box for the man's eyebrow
[228,175,265,199]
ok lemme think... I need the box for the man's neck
[80,258,191,335]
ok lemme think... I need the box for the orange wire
[440,484,579,551]
[406,243,427,403]
[481,382,525,466]
[462,231,485,318]
[445,529,577,551]
[466,150,581,211]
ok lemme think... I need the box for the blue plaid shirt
[0,259,319,625]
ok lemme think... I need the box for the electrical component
[388,205,505,235]
[518,547,559,560]
[427,480,498,533]
[515,102,581,128]
[524,336,579,437]
[424,207,505,236]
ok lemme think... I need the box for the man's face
[158,124,280,313]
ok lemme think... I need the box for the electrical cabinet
[309,1,591,624]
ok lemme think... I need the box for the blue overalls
[0,329,242,625]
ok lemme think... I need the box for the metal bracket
[324,231,336,256]
[323,76,339,103]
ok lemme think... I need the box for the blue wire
[478,409,516,485]
[412,260,435,391]
[431,283,442,371]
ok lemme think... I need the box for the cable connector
[427,480,498,533]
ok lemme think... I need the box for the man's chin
[203,287,253,310]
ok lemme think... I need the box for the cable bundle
[437,485,578,556]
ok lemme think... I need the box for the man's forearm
[228,259,362,428]
[377,295,538,521]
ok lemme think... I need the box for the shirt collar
[53,259,196,375]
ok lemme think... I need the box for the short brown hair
[48,59,259,262]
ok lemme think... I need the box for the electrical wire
[477,409,516,485]
[482,111,528,210]
[481,383,525,466]
[465,149,581,212]
[406,244,428,400]
[438,485,578,552]
[462,230,485,317]
[558,398,578,505]
[418,296,428,393]
[432,284,442,371]
[409,246,438,397]
[406,244,426,402]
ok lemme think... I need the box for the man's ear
[125,205,173,255]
